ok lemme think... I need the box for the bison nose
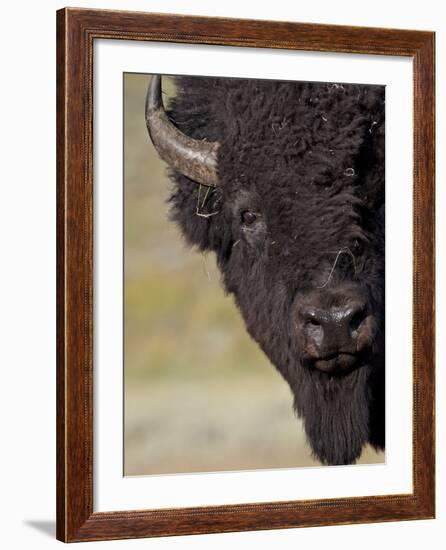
[300,302,368,358]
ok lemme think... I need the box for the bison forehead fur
[159,76,385,465]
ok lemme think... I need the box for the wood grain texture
[56,7,435,543]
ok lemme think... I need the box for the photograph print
[124,72,385,476]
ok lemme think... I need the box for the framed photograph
[56,7,435,542]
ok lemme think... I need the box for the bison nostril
[349,307,367,333]
[301,309,323,329]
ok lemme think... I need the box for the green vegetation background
[124,73,383,475]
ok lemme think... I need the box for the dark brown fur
[163,76,385,465]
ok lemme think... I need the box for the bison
[145,74,385,466]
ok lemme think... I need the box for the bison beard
[293,366,371,465]
[145,74,385,466]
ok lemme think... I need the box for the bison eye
[241,210,257,225]
[353,240,364,255]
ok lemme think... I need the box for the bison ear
[168,174,227,254]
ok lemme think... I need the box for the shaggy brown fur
[160,76,385,465]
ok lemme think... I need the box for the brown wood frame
[56,7,435,543]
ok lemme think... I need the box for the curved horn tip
[146,74,162,117]
[145,74,220,187]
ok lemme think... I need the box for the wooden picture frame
[56,7,435,542]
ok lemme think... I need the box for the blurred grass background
[124,73,384,475]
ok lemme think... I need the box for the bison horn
[145,75,219,187]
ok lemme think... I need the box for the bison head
[145,75,385,465]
